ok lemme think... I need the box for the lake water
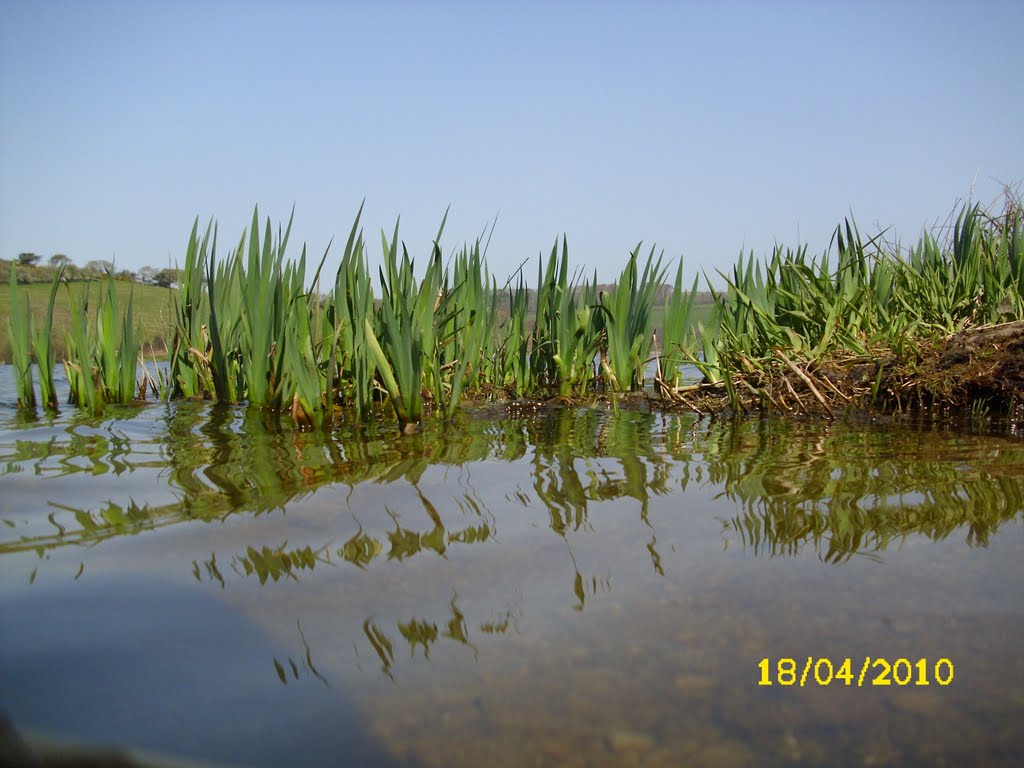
[1,365,1022,767]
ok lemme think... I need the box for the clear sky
[1,0,1021,288]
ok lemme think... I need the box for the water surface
[1,368,1022,767]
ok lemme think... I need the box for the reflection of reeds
[272,620,328,687]
[696,418,1024,560]
[5,400,1023,573]
[363,594,479,679]
[232,542,330,585]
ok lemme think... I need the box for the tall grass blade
[8,267,36,410]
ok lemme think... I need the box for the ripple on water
[0,398,1022,767]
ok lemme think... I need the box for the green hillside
[1,280,174,364]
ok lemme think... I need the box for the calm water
[1,367,1023,767]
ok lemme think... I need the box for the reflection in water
[273,620,328,688]
[231,542,331,585]
[4,403,1022,572]
[364,594,481,681]
[2,398,1024,766]
[680,417,1024,560]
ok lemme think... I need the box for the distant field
[482,301,713,351]
[1,281,174,364]
[1,281,714,365]
[650,303,714,341]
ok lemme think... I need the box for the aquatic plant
[436,237,496,417]
[6,197,1020,426]
[498,270,533,396]
[531,237,601,397]
[171,218,216,399]
[657,259,700,391]
[100,274,141,404]
[8,267,35,410]
[366,219,444,431]
[323,205,375,421]
[31,267,65,409]
[665,200,1024,413]
[63,282,100,412]
[3,266,66,410]
[170,207,333,427]
[599,243,666,392]
[61,269,143,412]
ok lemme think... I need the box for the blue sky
[1,0,1021,287]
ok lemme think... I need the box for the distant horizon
[4,187,1017,292]
[2,1,1021,287]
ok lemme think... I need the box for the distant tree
[49,254,73,268]
[17,252,41,266]
[116,269,136,282]
[137,265,157,284]
[154,267,183,288]
[84,259,114,275]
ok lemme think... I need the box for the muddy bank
[634,321,1024,424]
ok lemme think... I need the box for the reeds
[169,207,333,427]
[437,237,496,416]
[167,209,656,429]
[367,218,443,430]
[323,204,374,420]
[7,199,1020,426]
[6,262,144,413]
[669,200,1024,413]
[62,269,143,412]
[600,244,666,392]
[7,266,65,410]
[8,267,35,409]
[32,267,65,409]
[657,259,700,391]
[531,237,601,397]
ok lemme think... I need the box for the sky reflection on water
[1,369,1023,767]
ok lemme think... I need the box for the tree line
[3,253,182,287]
[5,252,718,305]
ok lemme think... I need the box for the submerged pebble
[606,727,656,753]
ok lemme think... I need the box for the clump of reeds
[32,267,65,409]
[489,236,635,399]
[322,204,375,420]
[531,237,601,397]
[8,265,68,411]
[8,267,36,410]
[661,199,1024,414]
[600,244,666,392]
[363,219,440,431]
[168,209,610,430]
[7,197,1020,427]
[62,269,143,413]
[169,207,335,427]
